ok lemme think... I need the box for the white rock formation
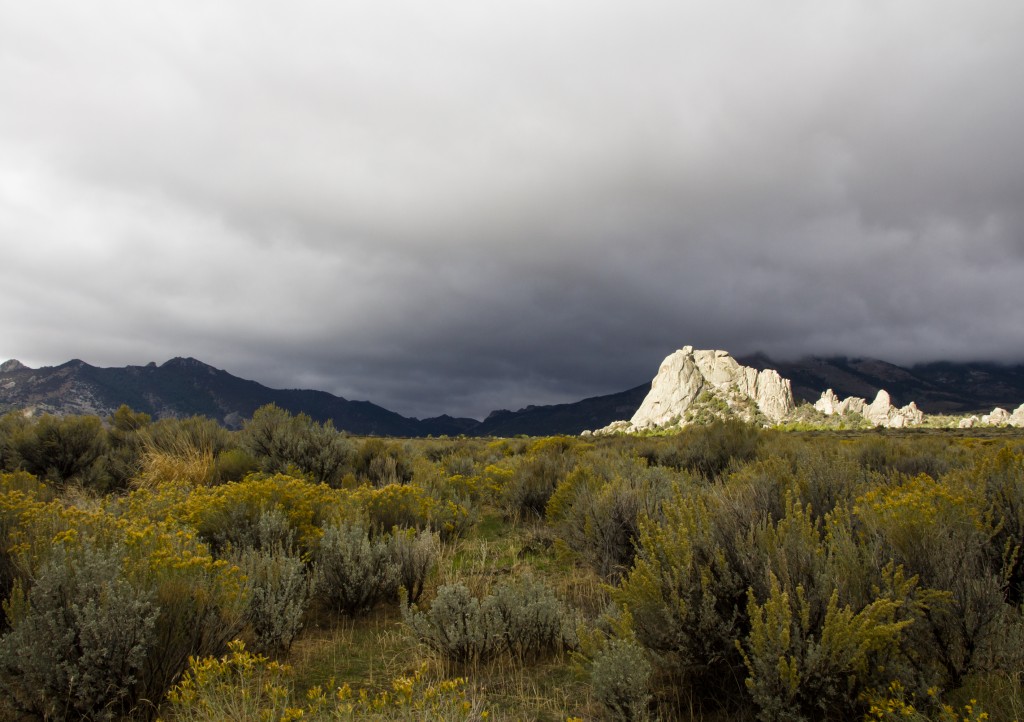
[814,388,840,415]
[959,416,980,429]
[1010,403,1024,427]
[982,407,1011,426]
[813,388,924,428]
[595,346,794,433]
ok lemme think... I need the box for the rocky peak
[0,359,28,373]
[596,346,794,433]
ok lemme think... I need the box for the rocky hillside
[0,357,473,437]
[0,357,641,437]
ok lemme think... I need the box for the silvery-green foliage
[235,542,315,655]
[0,540,158,721]
[388,528,438,604]
[403,576,575,665]
[212,507,297,554]
[241,404,352,486]
[317,522,399,615]
[488,574,576,659]
[591,638,653,722]
[402,583,505,664]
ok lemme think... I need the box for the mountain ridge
[4,351,1024,436]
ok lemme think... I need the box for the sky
[2,1,1024,420]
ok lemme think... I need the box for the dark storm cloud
[2,1,1024,419]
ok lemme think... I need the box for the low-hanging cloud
[2,0,1023,419]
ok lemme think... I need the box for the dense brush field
[1,405,1023,721]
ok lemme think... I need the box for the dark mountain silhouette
[0,357,459,436]
[472,384,650,437]
[4,351,1024,436]
[0,357,644,436]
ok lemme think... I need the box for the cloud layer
[2,1,1023,419]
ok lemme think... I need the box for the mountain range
[2,353,1024,436]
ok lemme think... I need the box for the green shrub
[403,582,505,665]
[105,405,152,491]
[388,528,439,604]
[234,542,315,655]
[968,446,1024,603]
[738,571,913,721]
[614,488,748,702]
[212,447,260,484]
[316,522,399,615]
[0,539,158,721]
[655,420,761,480]
[185,474,346,556]
[546,457,674,580]
[16,413,109,487]
[241,404,353,486]
[354,438,413,486]
[501,437,579,519]
[855,472,1012,688]
[145,415,232,459]
[403,575,575,666]
[0,413,29,473]
[591,637,653,722]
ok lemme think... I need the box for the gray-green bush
[591,637,653,722]
[388,528,438,604]
[0,540,158,721]
[242,404,352,486]
[316,522,399,615]
[403,575,575,666]
[234,542,315,655]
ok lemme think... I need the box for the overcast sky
[2,1,1023,420]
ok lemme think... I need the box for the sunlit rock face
[596,346,794,434]
[971,404,1024,427]
[813,388,924,428]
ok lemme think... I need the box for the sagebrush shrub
[488,574,577,660]
[403,575,575,665]
[317,521,399,615]
[0,540,158,721]
[546,457,673,581]
[591,637,652,722]
[234,542,315,655]
[403,582,505,665]
[500,438,578,519]
[241,404,353,486]
[388,528,438,604]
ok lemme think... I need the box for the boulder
[815,388,923,428]
[982,407,1011,426]
[1010,403,1024,428]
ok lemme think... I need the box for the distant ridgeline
[3,349,1024,437]
[0,357,644,436]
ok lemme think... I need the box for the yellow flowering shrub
[162,641,487,721]
[183,473,351,555]
[353,483,470,540]
[861,680,991,722]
